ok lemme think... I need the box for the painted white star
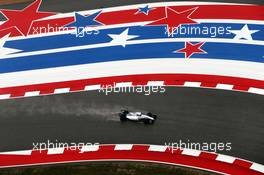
[228,24,259,41]
[108,28,138,47]
[0,34,21,57]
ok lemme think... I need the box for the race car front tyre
[144,119,154,125]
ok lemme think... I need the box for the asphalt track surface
[0,0,263,165]
[0,88,264,164]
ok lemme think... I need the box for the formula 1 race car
[119,110,157,124]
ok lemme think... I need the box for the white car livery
[119,110,157,124]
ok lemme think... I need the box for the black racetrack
[0,87,263,164]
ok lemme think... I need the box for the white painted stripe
[248,87,264,95]
[47,148,65,155]
[54,88,70,94]
[0,150,32,155]
[24,91,40,97]
[216,154,236,163]
[147,81,164,86]
[2,37,264,60]
[0,94,11,100]
[80,145,99,153]
[115,82,133,87]
[84,84,101,91]
[184,82,202,87]
[0,59,263,89]
[250,163,264,173]
[216,84,234,90]
[148,145,167,152]
[181,149,201,157]
[114,144,133,150]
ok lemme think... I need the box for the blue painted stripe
[0,42,263,74]
[5,23,264,52]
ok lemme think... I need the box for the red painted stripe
[97,5,264,25]
[0,74,264,97]
[1,4,264,37]
[0,145,262,175]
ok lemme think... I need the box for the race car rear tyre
[121,110,129,114]
[119,114,127,122]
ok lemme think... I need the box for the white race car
[119,110,157,124]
